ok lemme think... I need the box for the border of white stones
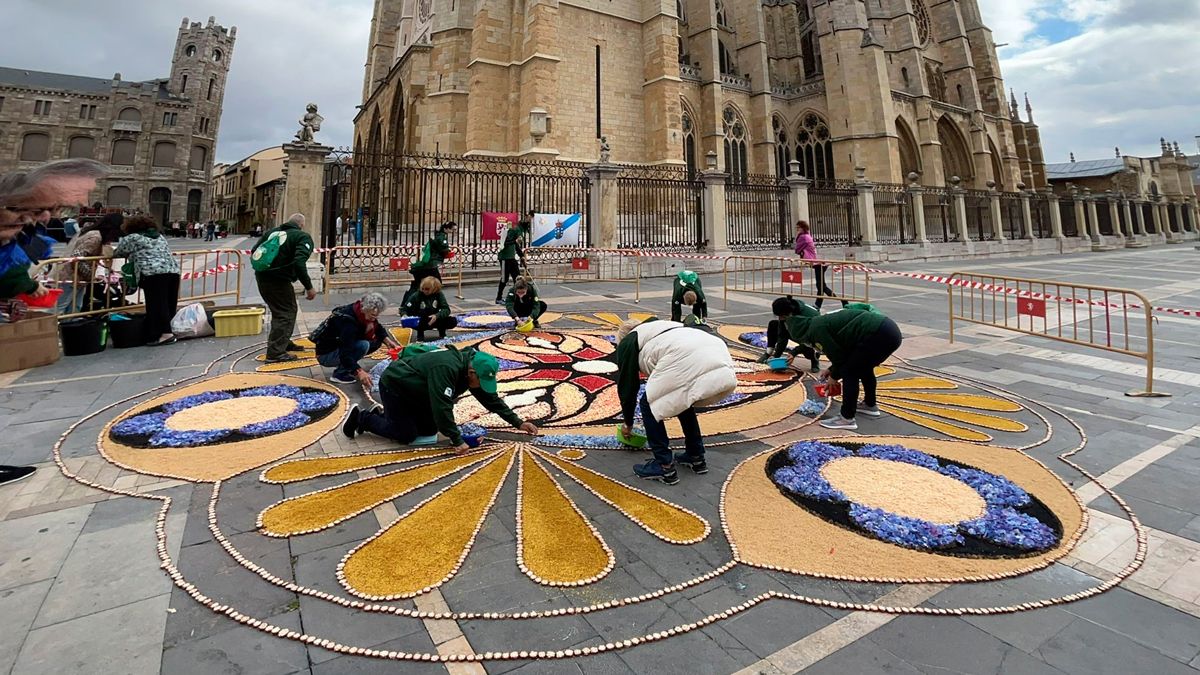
[515,448,616,587]
[258,447,459,485]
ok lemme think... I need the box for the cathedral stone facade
[355,0,1045,188]
[0,17,234,225]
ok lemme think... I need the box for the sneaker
[286,341,305,352]
[411,434,439,446]
[0,465,36,487]
[329,373,357,385]
[820,416,858,431]
[342,406,361,438]
[264,353,299,363]
[494,299,505,305]
[673,452,708,474]
[809,360,821,373]
[859,404,883,418]
[634,459,679,485]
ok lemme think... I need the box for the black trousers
[767,319,817,364]
[140,273,180,342]
[508,299,547,322]
[258,276,298,359]
[360,384,435,443]
[414,311,459,339]
[813,265,847,310]
[496,259,521,300]
[839,317,903,420]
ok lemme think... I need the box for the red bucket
[16,288,63,308]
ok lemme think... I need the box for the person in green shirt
[766,296,821,372]
[776,302,902,430]
[402,276,459,341]
[504,277,547,327]
[252,214,317,361]
[405,221,456,306]
[342,346,539,453]
[495,213,532,303]
[670,270,707,323]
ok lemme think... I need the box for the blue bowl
[400,316,420,329]
[768,357,791,371]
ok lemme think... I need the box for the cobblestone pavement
[2,245,1199,675]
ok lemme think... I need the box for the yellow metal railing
[722,256,871,309]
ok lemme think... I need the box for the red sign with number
[572,257,590,270]
[782,270,804,284]
[1018,297,1046,318]
[389,257,411,271]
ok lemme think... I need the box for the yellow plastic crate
[213,308,265,338]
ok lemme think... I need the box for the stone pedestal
[280,143,333,242]
[585,163,622,249]
[787,163,811,226]
[701,171,730,252]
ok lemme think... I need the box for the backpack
[251,230,289,272]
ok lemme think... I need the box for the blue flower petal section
[163,392,234,414]
[111,412,169,437]
[149,428,232,447]
[460,423,487,437]
[963,508,1059,551]
[295,392,339,413]
[539,434,625,449]
[939,465,1031,508]
[240,411,311,437]
[773,465,845,502]
[497,358,526,372]
[857,444,940,469]
[240,384,303,399]
[786,440,851,465]
[849,504,964,550]
[739,332,769,349]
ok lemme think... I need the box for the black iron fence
[964,190,993,241]
[725,174,791,251]
[1143,203,1156,234]
[1060,199,1078,237]
[616,165,705,251]
[1030,193,1052,239]
[1167,203,1180,232]
[873,183,916,245]
[1096,199,1115,236]
[923,187,956,243]
[808,180,859,247]
[999,193,1025,239]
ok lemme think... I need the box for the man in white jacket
[616,318,738,485]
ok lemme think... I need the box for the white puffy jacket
[632,320,738,421]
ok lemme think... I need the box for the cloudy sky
[1,0,1197,164]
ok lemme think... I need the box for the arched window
[715,0,727,27]
[796,0,810,24]
[189,145,208,171]
[185,44,197,58]
[896,117,921,179]
[794,112,835,182]
[207,78,216,101]
[187,189,203,222]
[117,107,141,122]
[718,41,736,76]
[149,187,172,225]
[68,136,95,159]
[722,106,748,182]
[111,139,137,165]
[106,186,132,207]
[153,141,177,168]
[180,74,188,92]
[937,116,973,184]
[913,0,932,44]
[20,133,50,162]
[773,117,791,178]
[682,108,697,178]
[988,138,1005,190]
[801,31,820,78]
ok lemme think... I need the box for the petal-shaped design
[258,451,496,536]
[339,449,516,599]
[517,452,613,585]
[255,359,320,373]
[879,400,1029,433]
[260,447,457,484]
[550,383,588,420]
[551,386,620,427]
[877,404,993,442]
[540,452,709,543]
[875,391,1022,412]
[876,376,959,391]
[874,365,897,377]
[255,350,316,361]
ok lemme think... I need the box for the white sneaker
[820,416,858,430]
[859,405,882,418]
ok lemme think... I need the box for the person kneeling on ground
[343,346,539,453]
[781,303,903,431]
[766,296,821,372]
[402,276,459,341]
[312,292,401,386]
[504,277,547,328]
[616,318,737,485]
[670,270,707,323]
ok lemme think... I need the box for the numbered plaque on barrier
[389,257,411,272]
[571,257,590,271]
[781,270,804,284]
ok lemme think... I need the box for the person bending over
[312,292,401,386]
[767,296,821,372]
[402,276,458,341]
[504,277,547,327]
[405,221,455,305]
[670,270,707,323]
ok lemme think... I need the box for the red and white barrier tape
[181,262,240,281]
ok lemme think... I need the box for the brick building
[354,0,1045,189]
[209,146,286,233]
[0,16,235,225]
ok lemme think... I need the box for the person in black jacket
[402,276,459,341]
[314,292,401,386]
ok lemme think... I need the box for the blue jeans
[318,339,370,379]
[640,394,704,466]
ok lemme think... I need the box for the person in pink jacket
[793,220,844,310]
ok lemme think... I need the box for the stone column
[280,143,333,242]
[1085,194,1101,242]
[1020,189,1035,240]
[1135,200,1148,236]
[1122,199,1135,238]
[1107,193,1122,239]
[988,182,1006,241]
[1047,190,1065,240]
[951,182,970,245]
[853,166,878,246]
[907,173,930,245]
[584,163,622,249]
[700,170,730,253]
[786,160,811,226]
[1153,200,1170,240]
[1073,193,1087,240]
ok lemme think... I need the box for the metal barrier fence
[1000,193,1025,239]
[808,181,858,247]
[616,165,704,251]
[964,190,993,241]
[323,245,465,301]
[947,271,1167,397]
[924,187,957,243]
[722,256,870,309]
[725,174,791,251]
[523,247,642,301]
[32,249,243,321]
[873,183,916,245]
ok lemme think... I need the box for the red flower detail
[534,354,573,364]
[528,369,572,381]
[574,348,607,361]
[572,375,613,394]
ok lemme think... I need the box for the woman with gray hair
[311,292,401,386]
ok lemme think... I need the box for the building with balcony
[208,146,285,233]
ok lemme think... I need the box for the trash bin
[60,316,107,356]
[109,313,146,349]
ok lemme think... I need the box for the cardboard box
[0,311,61,373]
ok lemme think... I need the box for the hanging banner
[482,212,518,241]
[531,213,582,247]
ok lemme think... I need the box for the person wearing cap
[504,276,547,327]
[670,270,707,323]
[342,346,539,453]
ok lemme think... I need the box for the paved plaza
[2,245,1200,675]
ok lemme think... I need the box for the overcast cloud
[0,0,1196,164]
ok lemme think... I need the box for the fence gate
[725,174,791,251]
[808,181,859,247]
[616,165,705,251]
[873,183,916,245]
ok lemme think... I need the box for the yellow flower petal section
[366,327,413,360]
[877,404,993,442]
[875,391,1022,412]
[339,449,516,599]
[260,448,457,484]
[540,452,709,544]
[292,338,315,349]
[874,366,897,377]
[258,451,496,537]
[592,312,626,327]
[876,377,959,391]
[255,351,316,361]
[881,400,1028,433]
[518,452,613,586]
[255,359,320,373]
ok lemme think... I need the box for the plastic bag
[170,302,215,339]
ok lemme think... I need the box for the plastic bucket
[767,357,790,371]
[400,316,420,329]
[516,319,534,333]
[109,313,146,349]
[60,317,107,356]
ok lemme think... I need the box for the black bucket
[61,317,107,356]
[109,313,146,349]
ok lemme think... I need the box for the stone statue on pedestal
[295,103,324,144]
[599,136,611,163]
